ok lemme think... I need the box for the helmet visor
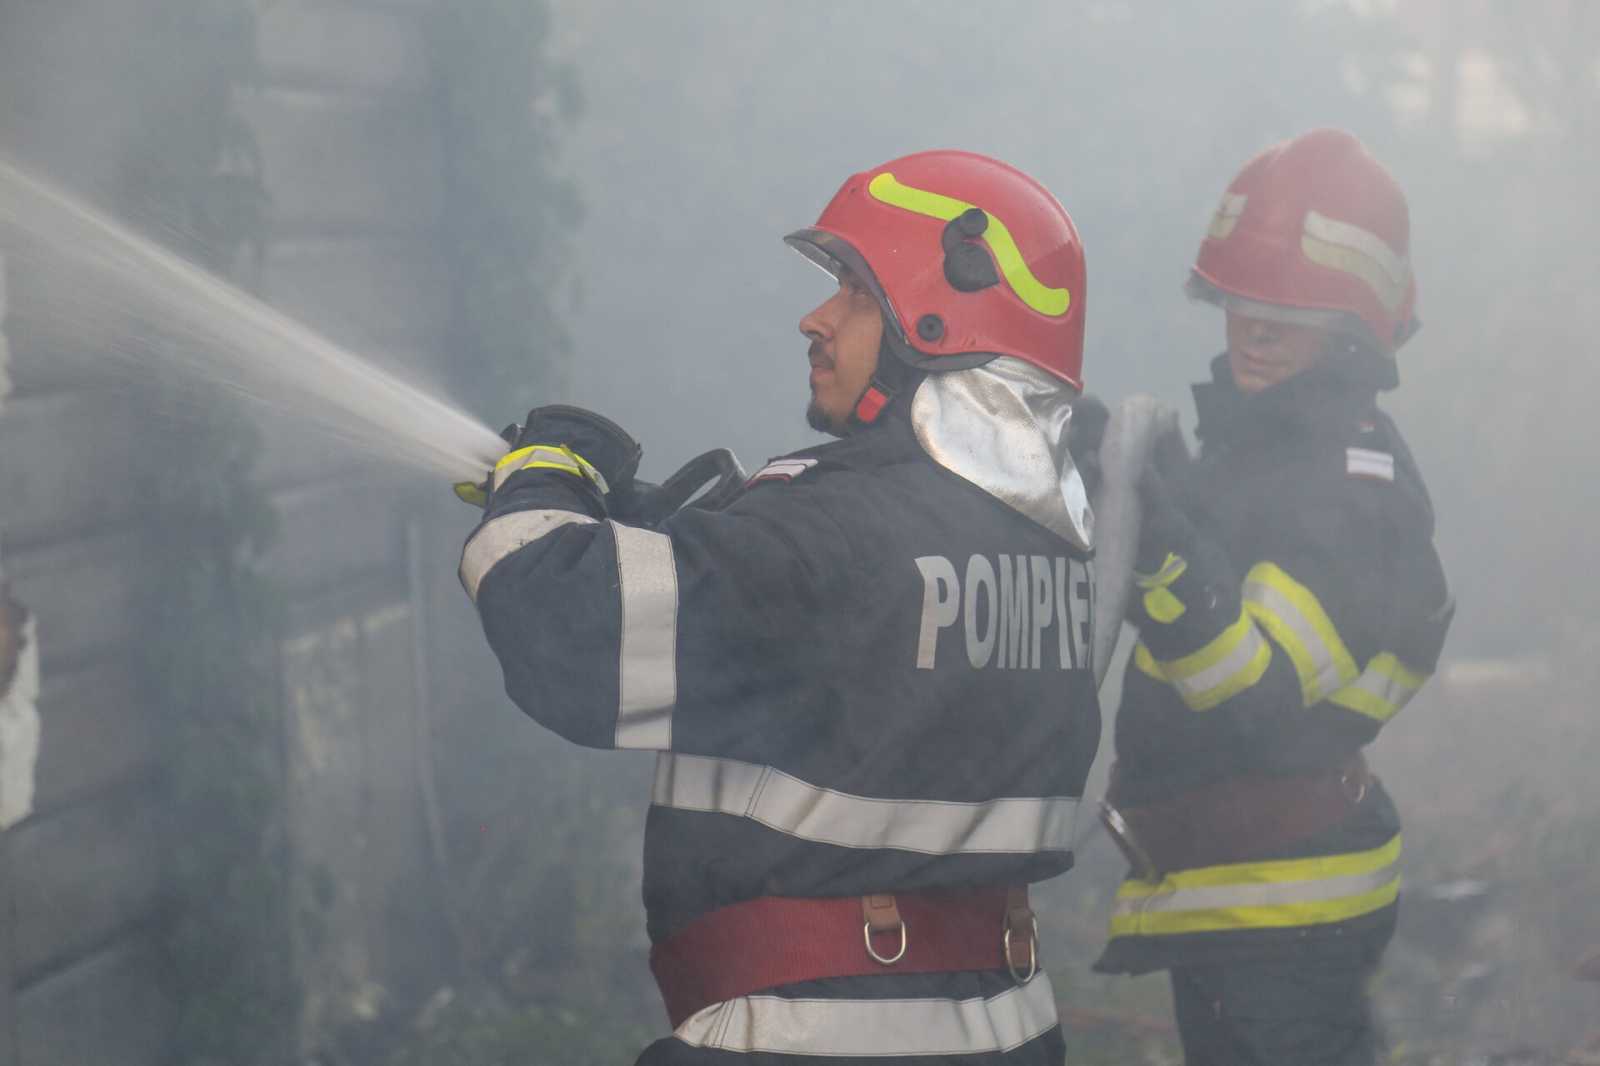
[784,227,907,344]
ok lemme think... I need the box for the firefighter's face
[1226,311,1333,394]
[798,270,884,435]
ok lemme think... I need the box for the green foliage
[117,3,288,1064]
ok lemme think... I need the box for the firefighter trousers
[1169,954,1384,1066]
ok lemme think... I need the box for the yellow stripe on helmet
[867,172,1071,318]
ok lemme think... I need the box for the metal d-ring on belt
[862,893,910,964]
[864,889,1038,981]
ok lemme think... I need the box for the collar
[1192,353,1378,453]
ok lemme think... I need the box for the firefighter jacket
[1094,356,1453,976]
[460,358,1100,1062]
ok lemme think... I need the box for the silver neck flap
[909,357,1094,552]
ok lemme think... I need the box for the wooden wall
[0,1,456,1060]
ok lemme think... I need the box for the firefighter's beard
[806,395,841,436]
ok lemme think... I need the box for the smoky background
[547,3,1600,1060]
[0,2,1593,1064]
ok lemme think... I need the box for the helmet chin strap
[849,337,924,428]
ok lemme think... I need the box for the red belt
[1103,754,1373,879]
[649,887,1038,1028]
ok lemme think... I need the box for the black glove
[1066,393,1109,499]
[1134,466,1196,577]
[510,405,642,494]
[456,405,644,514]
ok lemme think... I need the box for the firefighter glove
[1134,467,1194,577]
[463,406,643,515]
[1129,465,1240,634]
[511,405,642,495]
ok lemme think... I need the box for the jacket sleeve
[459,466,861,751]
[1126,478,1452,760]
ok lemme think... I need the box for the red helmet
[786,150,1087,390]
[1190,128,1418,371]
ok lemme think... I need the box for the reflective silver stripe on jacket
[460,510,599,602]
[1242,565,1357,704]
[1109,853,1401,920]
[1328,652,1426,723]
[612,522,678,749]
[1175,625,1269,709]
[652,753,1079,854]
[672,971,1058,1055]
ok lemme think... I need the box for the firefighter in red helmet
[459,150,1101,1063]
[1093,128,1454,1065]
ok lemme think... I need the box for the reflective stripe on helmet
[651,752,1079,855]
[867,172,1072,318]
[1206,192,1247,239]
[1109,834,1401,936]
[1301,210,1411,313]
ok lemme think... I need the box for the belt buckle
[1099,799,1162,882]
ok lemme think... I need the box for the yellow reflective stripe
[521,458,584,475]
[1109,875,1399,936]
[1328,652,1429,723]
[1243,562,1359,706]
[492,444,609,494]
[1133,642,1164,681]
[1135,552,1187,590]
[866,172,1071,317]
[1145,612,1255,682]
[1136,610,1271,712]
[495,444,541,473]
[1372,652,1426,690]
[1109,835,1402,937]
[495,444,582,483]
[1143,587,1186,623]
[1118,834,1401,894]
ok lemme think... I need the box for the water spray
[0,158,507,482]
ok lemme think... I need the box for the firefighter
[459,150,1102,1063]
[1092,129,1455,1065]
